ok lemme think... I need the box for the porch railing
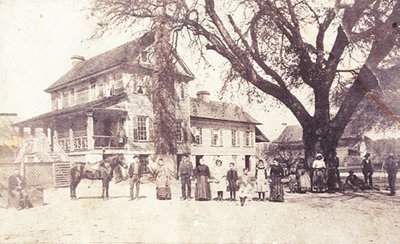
[57,135,126,151]
[58,138,70,152]
[73,136,88,150]
[93,135,126,149]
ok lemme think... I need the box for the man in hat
[361,153,374,188]
[383,154,398,196]
[128,155,142,200]
[8,169,33,210]
[178,155,194,200]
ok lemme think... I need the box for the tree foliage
[90,0,400,161]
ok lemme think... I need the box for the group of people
[127,155,286,205]
[284,151,398,196]
[344,153,398,196]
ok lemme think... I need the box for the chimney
[71,55,85,67]
[196,90,210,102]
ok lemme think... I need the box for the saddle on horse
[82,161,106,179]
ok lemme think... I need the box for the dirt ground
[0,177,399,244]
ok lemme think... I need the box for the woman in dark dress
[269,158,284,202]
[194,157,212,201]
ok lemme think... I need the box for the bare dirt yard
[1,177,400,244]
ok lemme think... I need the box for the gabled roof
[45,32,194,93]
[255,126,270,142]
[190,98,260,124]
[274,125,362,144]
[13,92,128,128]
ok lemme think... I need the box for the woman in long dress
[194,157,212,201]
[212,159,226,201]
[255,159,268,201]
[297,158,311,193]
[154,158,171,200]
[269,158,284,202]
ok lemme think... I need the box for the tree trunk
[303,124,343,167]
[152,17,177,156]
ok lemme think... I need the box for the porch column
[53,119,58,147]
[18,127,24,148]
[122,117,128,149]
[50,128,55,152]
[86,112,94,150]
[69,118,75,151]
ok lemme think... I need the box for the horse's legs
[101,179,106,199]
[70,178,81,200]
[105,180,110,199]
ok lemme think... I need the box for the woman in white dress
[255,159,268,201]
[212,159,226,201]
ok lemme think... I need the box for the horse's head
[116,153,128,169]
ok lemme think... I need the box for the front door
[245,155,251,171]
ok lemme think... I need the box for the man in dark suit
[178,155,194,201]
[8,169,33,210]
[384,154,398,196]
[128,155,142,201]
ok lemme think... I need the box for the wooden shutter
[219,129,223,146]
[148,117,154,142]
[132,116,138,142]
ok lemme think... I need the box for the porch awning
[13,92,128,128]
[13,107,127,128]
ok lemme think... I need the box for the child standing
[255,160,268,201]
[238,168,252,206]
[226,163,239,201]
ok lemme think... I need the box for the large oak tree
[91,0,400,164]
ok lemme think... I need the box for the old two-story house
[189,91,269,173]
[13,33,268,176]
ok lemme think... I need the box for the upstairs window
[175,120,183,142]
[231,129,240,147]
[90,82,96,101]
[245,130,253,147]
[211,128,223,146]
[68,89,75,106]
[192,127,202,145]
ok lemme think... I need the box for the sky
[0,0,397,140]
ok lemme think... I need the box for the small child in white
[238,168,252,206]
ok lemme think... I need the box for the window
[193,127,202,145]
[180,83,185,100]
[134,116,148,141]
[175,120,183,142]
[90,82,96,100]
[69,89,75,106]
[211,128,223,146]
[245,130,252,147]
[231,129,240,147]
[62,90,69,108]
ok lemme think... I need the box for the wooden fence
[0,162,71,190]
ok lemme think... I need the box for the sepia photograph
[0,0,400,243]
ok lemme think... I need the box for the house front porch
[13,107,130,163]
